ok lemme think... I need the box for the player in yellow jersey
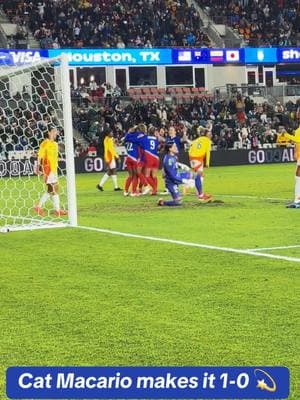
[188,129,212,202]
[34,127,67,217]
[283,126,300,208]
[97,130,121,191]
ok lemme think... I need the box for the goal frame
[0,54,77,232]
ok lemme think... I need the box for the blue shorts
[166,182,181,201]
[180,171,191,180]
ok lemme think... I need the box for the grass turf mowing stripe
[78,226,300,264]
[247,245,300,252]
[216,194,290,201]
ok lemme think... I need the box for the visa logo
[281,49,300,60]
[9,51,42,64]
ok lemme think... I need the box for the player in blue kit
[158,141,192,207]
[125,125,160,194]
[124,128,140,196]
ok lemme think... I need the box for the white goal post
[0,54,77,232]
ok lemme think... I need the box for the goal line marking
[78,226,300,264]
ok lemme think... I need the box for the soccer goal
[0,54,77,232]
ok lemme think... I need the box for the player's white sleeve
[177,162,190,171]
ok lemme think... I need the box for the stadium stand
[0,85,299,160]
[2,0,211,48]
[196,0,300,46]
[71,93,300,154]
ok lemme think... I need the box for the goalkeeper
[34,126,67,217]
[158,141,193,207]
[283,126,300,208]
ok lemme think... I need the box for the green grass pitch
[1,163,299,399]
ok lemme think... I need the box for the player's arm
[111,139,119,160]
[35,142,45,175]
[177,162,190,171]
[124,133,134,143]
[124,132,143,144]
[181,127,191,145]
[205,141,211,167]
[283,133,300,143]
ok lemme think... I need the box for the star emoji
[257,379,267,390]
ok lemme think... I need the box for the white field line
[78,226,300,264]
[247,245,300,252]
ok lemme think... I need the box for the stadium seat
[157,88,166,95]
[142,88,151,94]
[127,88,136,97]
[167,87,176,95]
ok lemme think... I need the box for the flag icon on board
[210,50,224,62]
[178,51,192,62]
[226,50,240,62]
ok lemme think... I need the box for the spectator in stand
[3,0,210,49]
[70,89,300,152]
[196,0,298,46]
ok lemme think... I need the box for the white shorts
[108,159,116,169]
[45,172,58,185]
[190,159,203,172]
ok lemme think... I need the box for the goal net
[0,55,77,232]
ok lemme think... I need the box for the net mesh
[0,58,69,231]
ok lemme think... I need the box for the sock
[295,176,300,203]
[125,176,132,192]
[52,194,60,211]
[195,174,202,195]
[38,192,50,207]
[132,176,138,193]
[99,173,109,187]
[138,173,147,189]
[163,200,182,206]
[146,176,155,190]
[152,177,158,193]
[111,174,118,189]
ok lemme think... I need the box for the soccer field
[1,163,300,399]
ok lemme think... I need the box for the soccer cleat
[151,192,158,196]
[198,193,213,203]
[123,191,129,197]
[286,202,300,208]
[142,187,151,195]
[96,184,103,191]
[114,187,122,191]
[130,192,140,197]
[33,206,45,217]
[157,198,164,206]
[54,209,68,217]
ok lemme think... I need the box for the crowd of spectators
[0,82,299,160]
[0,89,64,159]
[72,93,300,156]
[197,0,300,46]
[2,0,211,49]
